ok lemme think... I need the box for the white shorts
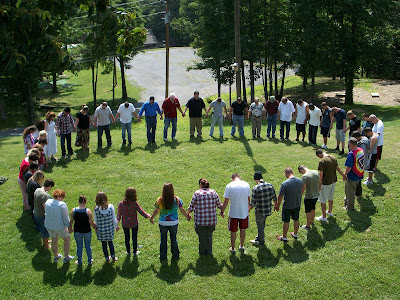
[336,129,346,142]
[47,227,70,239]
[318,183,336,204]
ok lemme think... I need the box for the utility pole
[234,0,241,100]
[165,0,170,99]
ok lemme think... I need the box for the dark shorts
[368,154,377,172]
[296,123,306,132]
[376,145,383,160]
[34,215,50,239]
[304,198,318,213]
[282,207,300,223]
[321,126,330,137]
[228,217,249,232]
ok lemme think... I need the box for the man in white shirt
[207,97,228,138]
[370,114,384,169]
[308,103,322,145]
[278,97,295,140]
[115,101,141,145]
[94,102,116,148]
[248,97,265,138]
[295,99,309,142]
[221,173,251,253]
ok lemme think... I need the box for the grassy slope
[0,74,399,299]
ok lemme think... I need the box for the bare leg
[328,200,333,214]
[230,231,236,249]
[282,222,290,238]
[51,236,58,257]
[302,131,306,141]
[368,171,373,182]
[63,236,71,258]
[336,139,340,148]
[239,229,246,248]
[306,212,312,227]
[293,220,300,235]
[296,131,300,140]
[310,210,315,222]
[323,136,328,146]
[43,238,50,249]
[341,140,345,151]
[321,203,327,218]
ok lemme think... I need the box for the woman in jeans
[150,183,191,261]
[69,195,96,265]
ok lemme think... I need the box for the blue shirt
[345,152,363,181]
[139,101,161,117]
[334,109,346,130]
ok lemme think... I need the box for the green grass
[0,72,399,299]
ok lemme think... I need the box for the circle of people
[19,92,384,264]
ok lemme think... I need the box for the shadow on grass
[189,255,224,276]
[224,252,255,277]
[278,239,309,264]
[235,136,267,173]
[347,194,377,232]
[305,218,347,251]
[75,149,91,162]
[16,210,42,252]
[69,264,93,286]
[42,262,71,287]
[95,146,113,158]
[118,255,151,279]
[152,259,190,284]
[256,245,281,268]
[93,261,118,286]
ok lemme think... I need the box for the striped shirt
[188,188,222,226]
[251,180,277,217]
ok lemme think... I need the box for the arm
[330,111,334,129]
[110,111,116,124]
[110,205,119,231]
[137,203,150,219]
[133,110,141,122]
[114,112,120,120]
[319,171,323,190]
[62,204,70,228]
[156,104,163,119]
[149,208,160,224]
[206,106,212,115]
[94,116,98,127]
[44,120,48,131]
[87,209,97,230]
[224,106,228,118]
[74,117,79,130]
[342,118,346,132]
[275,195,283,211]
[305,106,309,124]
[179,206,191,221]
[301,183,306,195]
[229,107,233,120]
[68,208,75,233]
[244,107,249,119]
[220,198,229,217]
[337,165,346,180]
[203,106,208,117]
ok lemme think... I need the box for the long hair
[160,183,175,210]
[124,187,137,203]
[28,170,44,186]
[95,192,108,209]
[45,111,56,122]
[23,125,36,140]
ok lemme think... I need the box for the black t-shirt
[349,117,361,133]
[186,97,205,118]
[76,111,91,130]
[231,101,248,116]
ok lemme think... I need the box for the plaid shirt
[188,188,222,226]
[56,111,74,134]
[251,180,277,217]
[117,201,148,228]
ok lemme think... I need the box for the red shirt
[117,200,148,228]
[265,100,279,115]
[19,158,30,180]
[162,97,181,118]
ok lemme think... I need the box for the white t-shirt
[278,100,295,122]
[309,107,322,126]
[223,179,251,219]
[117,103,135,124]
[373,120,384,146]
[296,102,308,124]
[94,106,113,126]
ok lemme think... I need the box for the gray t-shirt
[279,177,303,209]
[94,106,113,126]
[209,100,226,118]
[34,187,50,217]
[302,170,320,199]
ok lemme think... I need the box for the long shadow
[189,255,224,276]
[93,261,118,286]
[236,136,266,173]
[118,255,151,279]
[278,239,309,264]
[347,194,377,232]
[256,245,281,268]
[304,226,325,251]
[188,136,204,145]
[16,210,42,252]
[75,149,91,162]
[69,264,93,286]
[152,259,190,284]
[42,261,71,287]
[95,146,113,158]
[224,252,255,277]
[320,217,346,242]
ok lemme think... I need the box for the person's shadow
[93,261,119,286]
[75,149,91,162]
[256,245,281,268]
[304,226,326,251]
[69,264,93,286]
[224,252,255,277]
[42,261,71,287]
[152,259,190,284]
[278,239,309,264]
[16,211,42,252]
[189,255,224,276]
[347,194,377,232]
[118,255,151,279]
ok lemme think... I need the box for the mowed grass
[0,75,400,299]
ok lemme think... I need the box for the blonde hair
[28,170,45,186]
[39,130,47,138]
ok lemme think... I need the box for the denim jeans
[164,117,177,139]
[60,132,73,157]
[231,114,244,136]
[101,240,115,259]
[195,224,215,255]
[267,114,277,137]
[255,213,267,244]
[97,125,112,147]
[309,124,318,144]
[210,115,224,137]
[159,224,179,260]
[74,232,92,264]
[280,120,291,139]
[123,226,138,254]
[121,122,132,142]
[146,117,157,142]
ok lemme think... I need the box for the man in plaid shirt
[249,171,277,246]
[187,178,222,255]
[56,106,75,158]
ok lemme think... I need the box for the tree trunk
[248,0,255,103]
[345,73,354,105]
[24,82,35,124]
[303,75,307,90]
[269,61,273,96]
[274,60,278,98]
[263,58,268,97]
[119,56,128,100]
[91,64,96,107]
[241,61,247,102]
[52,72,58,94]
[0,98,7,121]
[217,67,221,97]
[229,83,232,106]
[311,70,316,102]
[279,61,286,99]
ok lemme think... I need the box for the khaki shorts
[336,129,346,142]
[318,183,336,204]
[47,227,70,239]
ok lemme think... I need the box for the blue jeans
[210,116,224,137]
[164,117,177,139]
[146,117,157,142]
[280,120,291,139]
[159,224,179,260]
[121,122,132,142]
[231,114,244,136]
[60,132,73,157]
[74,232,92,264]
[267,114,277,137]
[97,125,112,147]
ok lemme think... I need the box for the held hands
[160,115,163,120]
[343,174,347,181]
[219,211,225,218]
[182,112,186,117]
[150,217,155,224]
[186,214,192,221]
[115,226,120,232]
[137,117,141,123]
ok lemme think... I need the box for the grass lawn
[0,72,399,299]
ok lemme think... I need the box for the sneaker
[363,180,373,185]
[276,236,288,242]
[290,232,298,239]
[88,259,93,265]
[326,211,334,217]
[300,225,311,231]
[335,146,340,151]
[63,255,74,263]
[266,135,270,138]
[209,135,213,138]
[316,216,328,222]
[238,246,245,252]
[229,247,236,253]
[172,137,177,141]
[250,239,260,246]
[339,150,344,155]
[53,253,63,263]
[75,260,82,265]
[133,251,140,256]
[163,138,168,141]
[112,256,118,262]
